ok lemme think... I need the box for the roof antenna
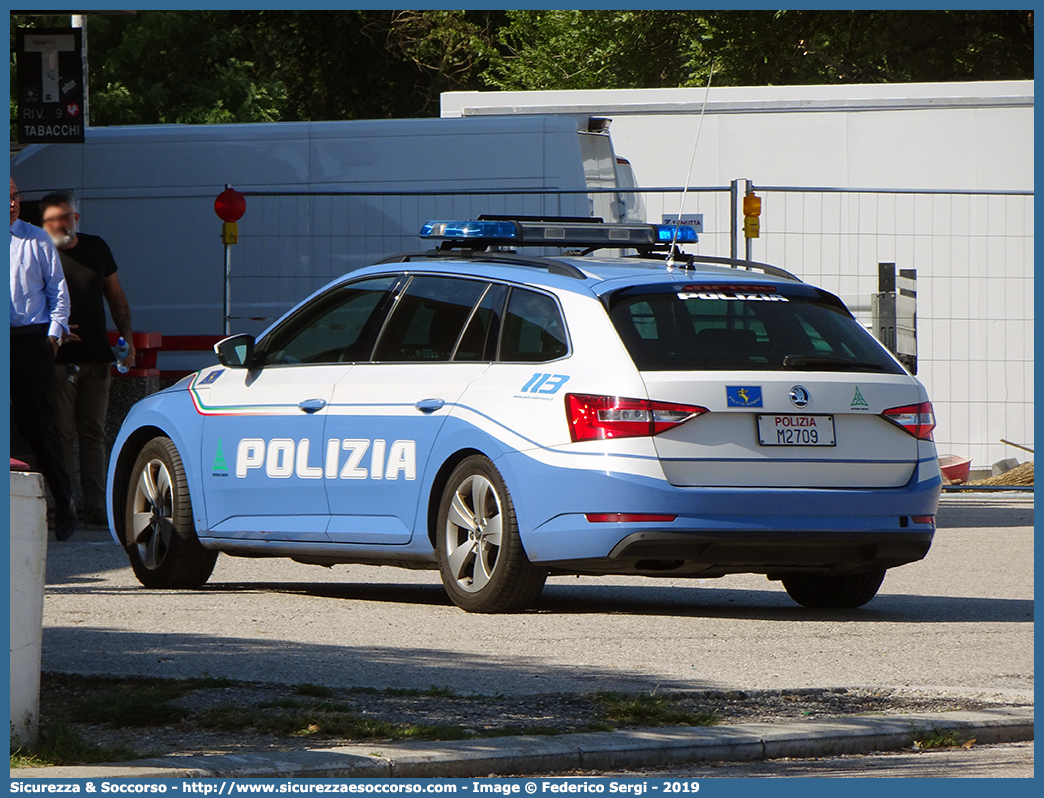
[667,57,715,273]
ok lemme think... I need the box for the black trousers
[10,327,76,523]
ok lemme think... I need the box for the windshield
[607,285,905,374]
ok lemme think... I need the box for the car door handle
[298,398,327,413]
[415,398,445,413]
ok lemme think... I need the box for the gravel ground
[33,673,1031,763]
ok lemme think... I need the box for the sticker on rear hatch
[851,386,870,410]
[726,386,763,407]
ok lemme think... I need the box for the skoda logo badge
[789,386,810,407]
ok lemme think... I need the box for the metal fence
[231,188,592,328]
[649,182,1034,470]
[234,182,1033,470]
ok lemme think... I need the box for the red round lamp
[214,187,246,222]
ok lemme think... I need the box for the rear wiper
[783,355,886,371]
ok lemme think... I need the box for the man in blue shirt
[10,178,77,540]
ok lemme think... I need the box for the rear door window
[499,288,569,363]
[608,284,904,373]
[455,283,508,362]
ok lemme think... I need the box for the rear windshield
[607,285,905,374]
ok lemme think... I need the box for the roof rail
[633,253,801,282]
[376,250,588,280]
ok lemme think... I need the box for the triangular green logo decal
[213,439,229,472]
[851,387,869,409]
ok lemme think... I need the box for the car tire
[125,436,217,589]
[436,455,547,613]
[781,569,886,609]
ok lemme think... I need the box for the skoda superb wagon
[107,219,941,612]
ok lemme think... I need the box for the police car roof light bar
[419,219,698,252]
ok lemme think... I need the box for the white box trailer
[11,115,637,371]
[442,81,1033,192]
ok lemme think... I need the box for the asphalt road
[41,494,1032,698]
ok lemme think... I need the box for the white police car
[107,218,940,612]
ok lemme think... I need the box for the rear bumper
[502,450,941,575]
[544,529,934,578]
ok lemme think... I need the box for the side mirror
[214,334,256,368]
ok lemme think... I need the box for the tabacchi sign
[16,27,86,144]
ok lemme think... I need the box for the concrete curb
[10,706,1033,779]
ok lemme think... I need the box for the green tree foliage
[700,10,1034,86]
[485,10,1034,89]
[240,10,501,119]
[367,10,505,105]
[10,10,496,127]
[238,10,430,121]
[10,10,1033,129]
[483,11,699,90]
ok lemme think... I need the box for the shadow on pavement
[935,499,1033,529]
[175,578,1036,624]
[41,624,709,694]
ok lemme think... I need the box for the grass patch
[310,701,356,713]
[193,703,482,741]
[287,715,400,739]
[350,686,460,699]
[259,698,306,710]
[71,683,189,726]
[41,673,711,756]
[913,729,964,749]
[596,692,718,728]
[394,724,474,741]
[385,686,458,698]
[10,722,143,768]
[184,676,238,689]
[294,683,335,698]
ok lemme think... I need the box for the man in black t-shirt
[39,192,136,527]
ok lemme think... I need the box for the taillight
[881,401,936,441]
[566,394,708,442]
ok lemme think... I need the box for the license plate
[757,415,835,446]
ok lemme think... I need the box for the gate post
[730,179,740,261]
[872,262,918,374]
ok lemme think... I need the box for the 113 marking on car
[519,373,570,394]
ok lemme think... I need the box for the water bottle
[113,336,130,374]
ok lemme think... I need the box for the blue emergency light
[419,220,518,241]
[656,224,699,244]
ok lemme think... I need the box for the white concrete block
[992,457,1020,476]
[9,471,48,747]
